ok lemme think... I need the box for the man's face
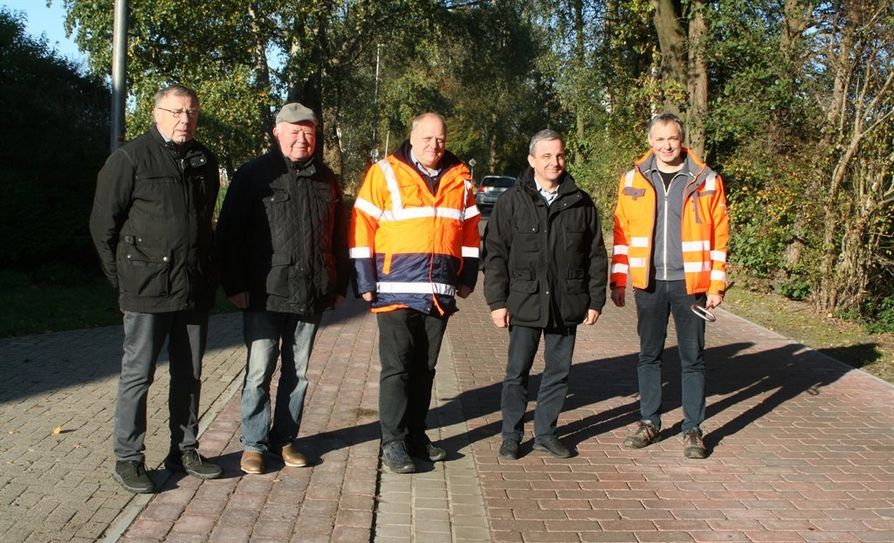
[153,93,199,144]
[274,121,317,161]
[527,138,566,185]
[648,121,683,168]
[410,116,446,170]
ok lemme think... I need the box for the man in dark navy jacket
[484,129,607,460]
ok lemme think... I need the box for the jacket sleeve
[459,178,481,290]
[482,192,512,310]
[610,173,631,289]
[89,149,135,289]
[215,165,252,297]
[331,175,351,297]
[708,174,730,295]
[588,204,608,310]
[350,164,385,295]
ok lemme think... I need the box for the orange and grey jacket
[611,148,729,295]
[349,141,480,315]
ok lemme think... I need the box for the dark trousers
[501,324,577,442]
[376,309,449,446]
[115,309,208,462]
[634,280,706,433]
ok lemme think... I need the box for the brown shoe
[275,444,308,467]
[623,421,660,449]
[240,451,264,474]
[683,429,707,459]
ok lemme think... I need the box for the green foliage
[0,8,108,270]
[867,297,894,334]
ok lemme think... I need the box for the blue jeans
[240,310,321,453]
[501,325,576,442]
[634,280,706,433]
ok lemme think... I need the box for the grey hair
[154,84,199,106]
[647,112,685,141]
[528,129,563,155]
[410,112,447,134]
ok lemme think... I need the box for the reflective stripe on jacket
[611,148,729,295]
[350,149,480,315]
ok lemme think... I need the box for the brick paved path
[2,278,892,542]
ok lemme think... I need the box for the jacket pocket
[513,222,540,253]
[507,269,540,321]
[561,268,589,322]
[265,252,293,298]
[263,189,291,225]
[118,240,171,297]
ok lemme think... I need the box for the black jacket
[89,126,220,313]
[215,147,349,315]
[483,167,608,327]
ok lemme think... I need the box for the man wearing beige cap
[216,102,349,474]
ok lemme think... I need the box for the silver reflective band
[690,305,716,322]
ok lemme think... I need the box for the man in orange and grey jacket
[610,112,729,459]
[350,112,480,474]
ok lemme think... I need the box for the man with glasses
[90,84,223,493]
[610,112,729,459]
[216,102,349,475]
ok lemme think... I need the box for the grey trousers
[115,309,208,462]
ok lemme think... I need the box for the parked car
[475,175,516,209]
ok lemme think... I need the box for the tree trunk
[649,0,687,115]
[686,0,707,156]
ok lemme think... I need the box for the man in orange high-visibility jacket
[350,112,480,474]
[610,112,729,460]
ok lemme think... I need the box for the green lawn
[0,268,235,338]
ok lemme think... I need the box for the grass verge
[724,287,894,383]
[0,268,235,339]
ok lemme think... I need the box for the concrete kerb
[373,330,491,542]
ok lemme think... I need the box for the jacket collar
[392,139,462,175]
[634,147,710,180]
[518,166,579,196]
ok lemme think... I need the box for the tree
[0,7,109,268]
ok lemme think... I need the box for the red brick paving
[115,278,894,542]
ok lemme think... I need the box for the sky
[3,0,88,66]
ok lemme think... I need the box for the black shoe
[683,429,708,459]
[113,460,156,494]
[623,421,660,449]
[165,450,223,480]
[533,436,572,458]
[382,441,416,474]
[407,436,447,462]
[499,439,520,460]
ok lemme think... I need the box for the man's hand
[491,308,510,328]
[457,285,473,298]
[583,309,601,325]
[361,291,375,302]
[228,292,250,309]
[610,287,626,307]
[706,293,723,309]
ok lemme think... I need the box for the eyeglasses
[156,107,199,119]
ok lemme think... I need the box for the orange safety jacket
[611,148,729,295]
[350,144,480,315]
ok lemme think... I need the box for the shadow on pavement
[290,337,871,462]
[0,294,369,405]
